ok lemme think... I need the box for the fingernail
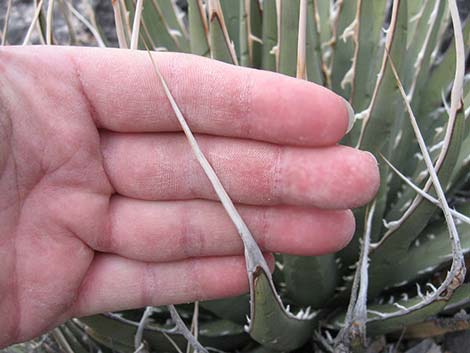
[343,98,355,133]
[364,150,378,164]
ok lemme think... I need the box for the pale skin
[0,46,380,347]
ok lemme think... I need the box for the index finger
[6,46,353,146]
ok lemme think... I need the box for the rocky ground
[0,0,190,46]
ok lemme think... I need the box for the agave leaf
[449,90,470,188]
[376,213,470,291]
[55,324,91,353]
[381,101,465,231]
[157,0,190,51]
[78,315,143,352]
[366,299,447,336]
[79,313,249,352]
[243,345,281,353]
[238,0,262,67]
[406,0,430,43]
[334,202,376,352]
[401,284,470,339]
[369,17,467,297]
[412,0,448,95]
[208,0,238,64]
[219,0,240,59]
[339,0,393,254]
[402,0,444,91]
[329,0,355,98]
[342,0,407,253]
[61,324,92,353]
[368,0,467,324]
[239,0,249,66]
[449,127,470,193]
[373,121,466,293]
[271,254,286,287]
[3,345,30,353]
[185,318,251,351]
[305,0,323,84]
[188,0,210,56]
[124,0,181,51]
[248,268,315,351]
[354,0,408,243]
[314,0,332,59]
[417,20,470,141]
[390,81,468,204]
[283,254,337,309]
[356,0,407,155]
[389,0,448,185]
[348,0,388,114]
[415,97,467,186]
[200,294,250,325]
[443,282,470,313]
[341,0,388,149]
[382,155,470,225]
[249,0,263,68]
[463,73,470,105]
[278,0,300,76]
[368,284,470,336]
[331,296,446,337]
[261,0,277,71]
[198,319,245,336]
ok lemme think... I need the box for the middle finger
[101,132,379,209]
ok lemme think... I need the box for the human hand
[0,46,379,347]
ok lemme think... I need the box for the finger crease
[179,203,193,259]
[142,262,157,307]
[259,206,270,250]
[272,145,284,204]
[67,53,99,128]
[189,259,204,301]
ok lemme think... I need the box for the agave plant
[5,0,470,352]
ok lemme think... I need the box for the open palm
[0,46,379,347]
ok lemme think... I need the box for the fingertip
[358,151,381,205]
[309,88,353,144]
[250,73,354,146]
[316,209,357,254]
[290,208,355,255]
[338,209,356,250]
[337,150,380,209]
[343,98,356,134]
